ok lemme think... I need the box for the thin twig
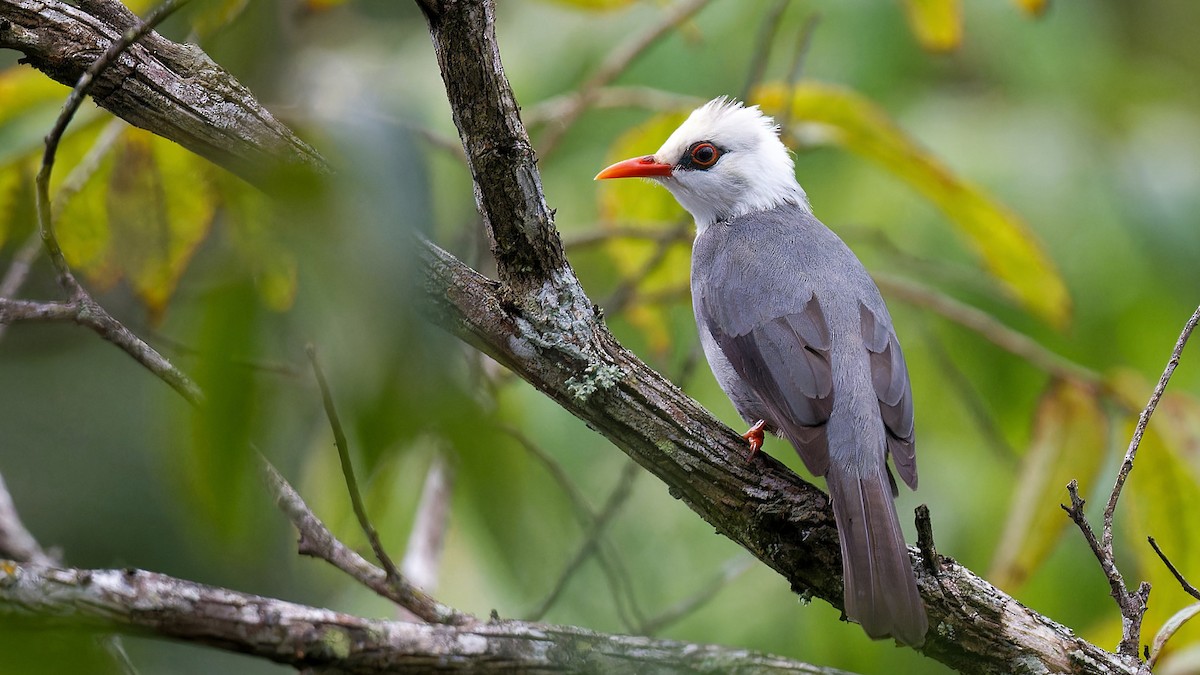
[564,223,693,251]
[603,219,691,313]
[1148,536,1200,601]
[19,0,203,405]
[638,557,753,635]
[876,272,1103,387]
[922,323,1018,463]
[499,425,646,629]
[527,461,640,621]
[537,0,715,158]
[524,87,704,128]
[260,458,471,625]
[738,0,790,102]
[305,344,402,583]
[779,13,821,131]
[36,0,192,293]
[1102,304,1200,551]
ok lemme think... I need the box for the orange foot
[741,420,766,461]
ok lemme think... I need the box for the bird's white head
[596,97,809,232]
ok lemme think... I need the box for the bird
[595,97,928,646]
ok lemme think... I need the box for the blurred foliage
[3,1,1200,674]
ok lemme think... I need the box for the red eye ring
[690,142,720,168]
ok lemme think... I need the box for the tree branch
[0,562,855,675]
[0,0,327,188]
[417,236,1135,675]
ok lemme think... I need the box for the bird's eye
[688,142,721,169]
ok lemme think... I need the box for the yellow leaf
[0,68,70,129]
[0,165,23,249]
[1013,0,1050,18]
[989,379,1107,590]
[56,128,216,318]
[107,130,216,321]
[597,111,693,350]
[755,81,1072,329]
[598,111,688,225]
[902,0,963,52]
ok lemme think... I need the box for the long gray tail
[825,464,927,646]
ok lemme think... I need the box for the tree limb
[0,0,327,188]
[417,236,1135,675]
[0,562,854,675]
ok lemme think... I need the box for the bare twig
[12,0,204,405]
[1103,304,1200,551]
[305,345,403,583]
[1062,481,1151,660]
[535,0,715,158]
[739,0,790,102]
[779,13,821,131]
[922,324,1018,463]
[876,272,1103,387]
[527,461,640,621]
[260,458,470,625]
[498,425,646,628]
[564,223,693,251]
[1148,536,1200,601]
[638,556,753,635]
[602,218,691,313]
[524,87,704,128]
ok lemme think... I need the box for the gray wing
[702,293,835,476]
[859,301,917,490]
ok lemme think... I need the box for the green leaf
[182,280,264,542]
[989,379,1107,590]
[755,81,1072,329]
[902,0,963,52]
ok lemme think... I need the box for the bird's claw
[742,419,766,461]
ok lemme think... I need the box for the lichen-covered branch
[0,562,853,675]
[417,237,1134,675]
[0,0,327,188]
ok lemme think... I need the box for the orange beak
[594,155,674,180]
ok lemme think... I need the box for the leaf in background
[597,111,691,352]
[0,165,22,249]
[1013,0,1050,18]
[217,172,300,312]
[1106,369,1200,658]
[755,81,1072,329]
[56,128,216,320]
[107,129,216,321]
[189,0,250,39]
[598,111,687,225]
[902,0,963,52]
[183,280,264,543]
[989,378,1107,590]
